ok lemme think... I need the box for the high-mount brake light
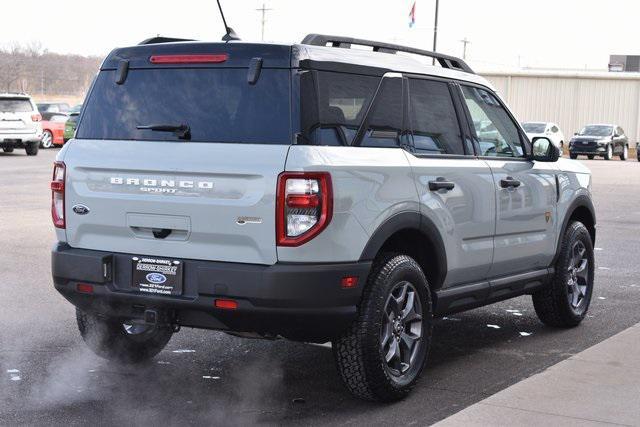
[51,161,66,228]
[276,172,332,247]
[149,54,229,64]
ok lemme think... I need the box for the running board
[434,268,553,316]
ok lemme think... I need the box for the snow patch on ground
[487,324,501,329]
[172,349,196,353]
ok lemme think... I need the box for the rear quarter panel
[280,146,419,263]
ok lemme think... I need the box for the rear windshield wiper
[136,124,191,140]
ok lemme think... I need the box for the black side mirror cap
[531,137,560,162]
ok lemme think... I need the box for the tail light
[51,162,66,228]
[31,113,42,122]
[276,172,332,246]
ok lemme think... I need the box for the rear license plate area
[132,256,183,296]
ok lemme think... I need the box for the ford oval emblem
[146,273,167,284]
[72,204,90,215]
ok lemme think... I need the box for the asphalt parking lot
[1,148,639,426]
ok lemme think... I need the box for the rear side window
[77,68,291,144]
[0,99,33,113]
[301,71,379,145]
[408,79,464,155]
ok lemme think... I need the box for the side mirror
[531,137,559,162]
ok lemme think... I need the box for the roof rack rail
[138,36,196,45]
[301,34,474,74]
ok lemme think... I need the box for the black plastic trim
[551,195,597,265]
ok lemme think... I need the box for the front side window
[408,79,464,155]
[462,86,524,157]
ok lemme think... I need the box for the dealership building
[482,70,640,143]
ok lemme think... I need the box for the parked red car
[40,112,68,148]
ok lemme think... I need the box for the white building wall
[482,71,640,143]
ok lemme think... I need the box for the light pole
[256,2,273,42]
[460,37,471,60]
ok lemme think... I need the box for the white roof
[297,45,494,90]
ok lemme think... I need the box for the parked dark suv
[569,124,629,160]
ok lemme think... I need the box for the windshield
[77,68,291,143]
[579,125,612,137]
[522,123,546,133]
[0,98,33,113]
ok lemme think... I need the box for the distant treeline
[0,42,101,96]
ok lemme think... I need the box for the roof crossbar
[301,34,475,74]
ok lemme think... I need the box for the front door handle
[429,177,455,192]
[500,176,521,188]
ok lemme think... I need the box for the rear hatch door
[62,43,293,265]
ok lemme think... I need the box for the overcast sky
[1,0,637,71]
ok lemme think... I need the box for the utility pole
[460,37,471,60]
[432,0,439,64]
[256,2,273,42]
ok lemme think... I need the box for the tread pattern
[333,253,433,401]
[532,221,594,328]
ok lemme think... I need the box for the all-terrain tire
[76,308,173,363]
[333,254,433,402]
[25,141,39,156]
[532,222,594,328]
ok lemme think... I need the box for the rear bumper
[52,243,370,342]
[1,132,41,145]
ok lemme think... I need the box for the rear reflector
[214,299,238,310]
[76,283,94,294]
[149,54,228,64]
[341,276,359,289]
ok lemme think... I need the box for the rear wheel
[532,222,594,327]
[569,152,578,159]
[620,145,628,161]
[604,144,613,160]
[25,141,39,156]
[40,130,53,148]
[333,254,432,402]
[76,308,173,363]
[2,147,14,153]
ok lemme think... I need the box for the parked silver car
[0,93,42,155]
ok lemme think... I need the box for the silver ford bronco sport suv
[51,35,596,402]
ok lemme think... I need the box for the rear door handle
[429,177,455,192]
[500,176,521,188]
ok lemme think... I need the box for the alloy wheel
[380,281,423,377]
[41,131,53,148]
[567,241,589,312]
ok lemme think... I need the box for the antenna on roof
[216,0,241,42]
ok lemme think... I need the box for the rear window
[77,68,291,144]
[0,98,33,113]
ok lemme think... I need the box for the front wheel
[333,254,433,402]
[587,155,595,160]
[620,145,628,161]
[2,147,14,153]
[76,308,173,363]
[604,144,613,160]
[532,222,594,327]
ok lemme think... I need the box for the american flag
[409,1,416,28]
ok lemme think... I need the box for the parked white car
[522,122,565,151]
